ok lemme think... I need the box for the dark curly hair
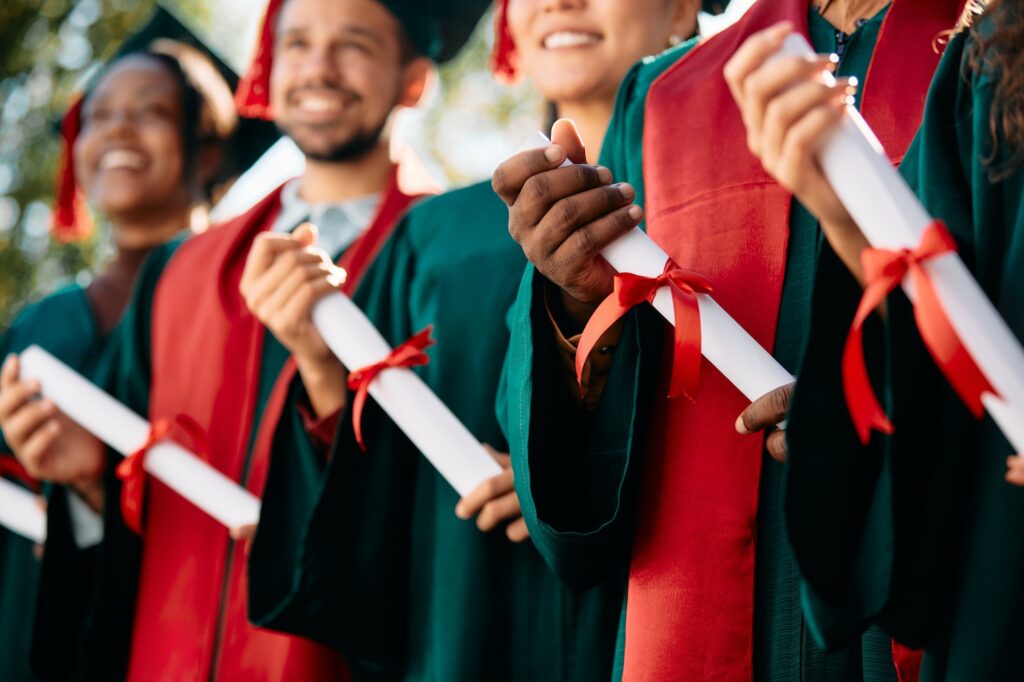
[965,0,1024,181]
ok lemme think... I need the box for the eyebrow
[85,83,178,110]
[278,23,386,47]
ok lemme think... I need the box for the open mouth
[541,31,603,50]
[290,90,355,116]
[98,149,148,172]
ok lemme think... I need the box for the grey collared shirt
[271,179,382,259]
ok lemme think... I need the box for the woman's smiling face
[507,0,698,105]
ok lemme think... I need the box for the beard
[282,119,388,163]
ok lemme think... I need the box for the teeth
[99,150,146,171]
[297,97,342,113]
[543,32,601,49]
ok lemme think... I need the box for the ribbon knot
[577,260,713,399]
[115,414,209,536]
[347,326,435,451]
[843,220,995,443]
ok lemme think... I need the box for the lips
[288,88,356,118]
[98,149,148,172]
[541,30,603,50]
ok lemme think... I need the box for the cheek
[143,126,188,189]
[72,134,98,193]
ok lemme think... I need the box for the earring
[669,34,683,46]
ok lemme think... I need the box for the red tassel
[489,0,519,83]
[235,0,284,120]
[50,96,93,243]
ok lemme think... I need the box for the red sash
[626,1,963,678]
[126,167,419,681]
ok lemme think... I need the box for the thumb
[551,118,587,164]
[294,222,319,247]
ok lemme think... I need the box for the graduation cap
[52,4,280,242]
[490,0,733,84]
[236,0,491,120]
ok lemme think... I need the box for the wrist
[553,285,601,336]
[295,355,348,418]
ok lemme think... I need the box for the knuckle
[552,198,579,227]
[522,173,549,203]
[574,226,596,255]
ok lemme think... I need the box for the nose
[296,42,342,88]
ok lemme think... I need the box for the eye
[84,106,110,126]
[339,39,373,55]
[281,36,309,51]
[138,101,174,120]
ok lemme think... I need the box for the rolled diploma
[0,476,45,543]
[312,293,502,498]
[18,346,261,530]
[530,132,795,403]
[778,34,1024,453]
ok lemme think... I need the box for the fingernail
[628,205,643,221]
[454,504,467,519]
[845,76,859,88]
[544,146,564,164]
[596,166,613,183]
[735,415,750,434]
[616,183,635,201]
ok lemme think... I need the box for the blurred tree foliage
[0,0,206,327]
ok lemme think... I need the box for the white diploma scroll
[312,293,502,498]
[777,34,1024,453]
[18,346,261,530]
[530,132,795,403]
[0,476,45,543]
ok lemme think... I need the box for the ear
[669,0,701,41]
[397,56,434,108]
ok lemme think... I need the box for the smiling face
[270,0,426,162]
[74,55,194,224]
[508,0,698,106]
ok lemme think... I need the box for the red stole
[129,167,419,681]
[627,0,963,679]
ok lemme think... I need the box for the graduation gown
[500,1,962,679]
[248,180,625,681]
[0,286,119,681]
[786,25,1024,680]
[30,172,415,681]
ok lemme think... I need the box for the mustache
[285,84,361,104]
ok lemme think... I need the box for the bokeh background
[0,0,754,326]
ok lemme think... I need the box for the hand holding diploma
[0,354,106,512]
[11,347,262,533]
[242,223,502,500]
[496,121,794,420]
[725,24,1024,453]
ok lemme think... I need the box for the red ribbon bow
[577,260,713,399]
[843,220,995,443]
[115,414,209,536]
[347,327,435,452]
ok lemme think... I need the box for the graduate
[492,0,967,678]
[0,11,246,679]
[244,0,702,679]
[729,0,1024,678]
[0,0,475,679]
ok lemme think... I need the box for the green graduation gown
[0,285,120,681]
[248,181,625,681]
[500,8,902,680]
[786,25,1024,680]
